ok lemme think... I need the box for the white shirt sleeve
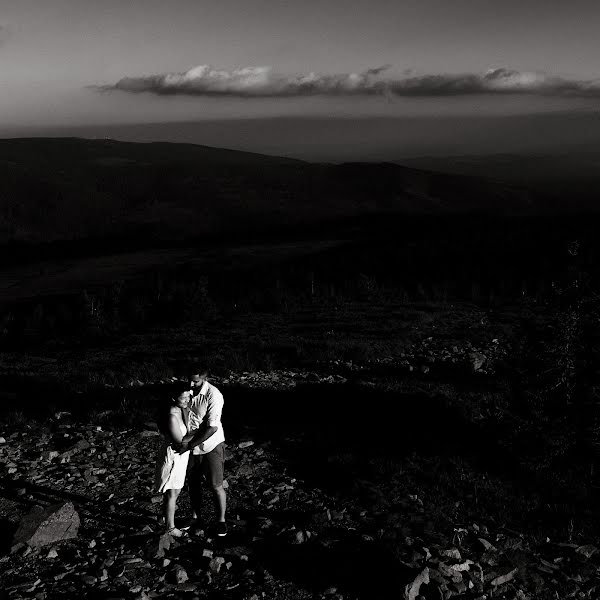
[206,390,224,427]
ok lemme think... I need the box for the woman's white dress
[154,409,190,492]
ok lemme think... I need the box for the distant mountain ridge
[0,137,537,245]
[398,151,600,205]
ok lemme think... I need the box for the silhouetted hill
[0,137,536,245]
[401,152,600,210]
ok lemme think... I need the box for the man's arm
[177,424,217,453]
[181,430,196,444]
[187,425,218,450]
[186,389,223,450]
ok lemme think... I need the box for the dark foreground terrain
[3,138,600,598]
[2,290,600,599]
[3,376,600,600]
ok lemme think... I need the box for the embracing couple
[154,365,227,538]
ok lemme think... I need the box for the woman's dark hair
[156,381,190,435]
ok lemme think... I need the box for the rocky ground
[99,333,507,391]
[2,371,600,600]
[0,301,511,394]
[3,301,600,599]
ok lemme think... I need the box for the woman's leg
[163,488,181,530]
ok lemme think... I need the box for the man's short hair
[188,363,209,378]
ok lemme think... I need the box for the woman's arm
[166,414,185,445]
[181,431,196,443]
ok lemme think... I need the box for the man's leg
[212,484,226,522]
[187,453,204,520]
[204,443,227,529]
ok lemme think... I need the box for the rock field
[103,335,508,393]
[2,378,600,600]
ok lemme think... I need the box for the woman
[154,385,192,537]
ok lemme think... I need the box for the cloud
[100,64,393,97]
[97,65,600,98]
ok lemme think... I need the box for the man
[180,366,227,537]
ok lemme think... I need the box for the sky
[1,0,600,155]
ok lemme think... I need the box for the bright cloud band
[99,65,600,98]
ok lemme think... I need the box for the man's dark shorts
[188,443,225,488]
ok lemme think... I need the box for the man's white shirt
[187,381,225,454]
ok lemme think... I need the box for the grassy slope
[0,137,535,245]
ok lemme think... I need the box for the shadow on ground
[225,382,517,490]
[255,534,411,598]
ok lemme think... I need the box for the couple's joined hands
[174,430,200,453]
[173,440,190,454]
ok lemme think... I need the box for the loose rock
[12,501,80,549]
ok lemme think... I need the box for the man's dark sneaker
[215,521,228,537]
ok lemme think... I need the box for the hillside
[0,138,536,246]
[400,152,600,210]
